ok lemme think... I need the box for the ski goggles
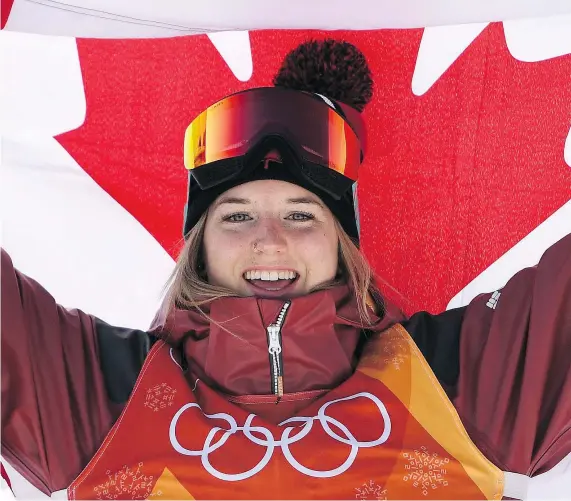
[183,87,366,199]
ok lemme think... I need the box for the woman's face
[203,179,339,299]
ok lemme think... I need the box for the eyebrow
[214,197,251,207]
[286,197,325,208]
[214,196,324,209]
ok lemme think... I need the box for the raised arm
[402,234,571,476]
[1,249,116,494]
[453,233,571,475]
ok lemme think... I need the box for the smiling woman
[204,178,339,296]
[164,174,379,324]
[2,38,571,501]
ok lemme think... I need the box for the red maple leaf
[56,26,571,314]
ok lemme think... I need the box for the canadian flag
[1,1,571,498]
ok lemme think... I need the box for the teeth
[244,270,297,281]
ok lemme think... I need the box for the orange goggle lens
[183,88,363,183]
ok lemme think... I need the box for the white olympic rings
[169,392,391,481]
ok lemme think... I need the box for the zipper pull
[266,301,290,399]
[267,324,282,355]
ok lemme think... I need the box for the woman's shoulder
[400,308,465,396]
[92,318,159,405]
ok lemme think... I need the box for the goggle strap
[352,182,361,238]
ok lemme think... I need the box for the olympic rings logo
[169,392,391,481]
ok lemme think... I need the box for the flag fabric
[1,3,570,498]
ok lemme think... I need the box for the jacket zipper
[266,301,290,399]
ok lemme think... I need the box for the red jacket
[2,234,571,495]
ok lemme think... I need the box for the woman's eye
[286,212,314,221]
[223,213,252,223]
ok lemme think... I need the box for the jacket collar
[150,285,402,396]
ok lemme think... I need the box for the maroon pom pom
[273,39,373,112]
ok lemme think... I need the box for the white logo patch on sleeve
[486,291,502,309]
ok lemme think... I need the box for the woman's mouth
[243,270,299,297]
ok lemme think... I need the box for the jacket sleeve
[452,233,571,476]
[1,249,117,495]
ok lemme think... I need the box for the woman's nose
[252,220,287,254]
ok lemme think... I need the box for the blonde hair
[163,211,382,327]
